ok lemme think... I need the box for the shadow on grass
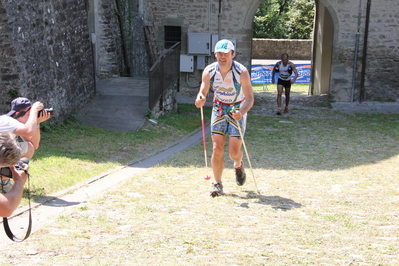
[245,93,399,171]
[228,191,303,211]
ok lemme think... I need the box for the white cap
[214,39,235,53]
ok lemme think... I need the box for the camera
[0,158,29,178]
[38,107,54,117]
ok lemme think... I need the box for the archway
[311,0,334,95]
[244,0,336,96]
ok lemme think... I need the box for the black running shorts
[277,78,292,88]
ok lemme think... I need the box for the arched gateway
[239,0,398,103]
[242,0,336,98]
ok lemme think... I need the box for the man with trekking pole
[195,39,254,197]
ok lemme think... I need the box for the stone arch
[318,0,340,37]
[240,0,337,96]
[311,0,336,95]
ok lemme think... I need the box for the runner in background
[272,53,298,115]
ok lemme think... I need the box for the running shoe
[210,182,224,197]
[276,109,281,115]
[284,107,289,113]
[235,162,246,186]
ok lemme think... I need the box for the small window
[164,26,181,49]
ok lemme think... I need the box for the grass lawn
[23,104,212,204]
[3,91,399,265]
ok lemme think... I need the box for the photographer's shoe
[0,179,12,194]
[235,162,246,186]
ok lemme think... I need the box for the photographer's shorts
[18,141,29,156]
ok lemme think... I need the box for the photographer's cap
[214,39,235,53]
[7,97,31,117]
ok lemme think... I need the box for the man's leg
[284,86,291,107]
[228,115,247,186]
[210,134,226,197]
[276,84,284,115]
[228,137,243,168]
[211,134,226,183]
[284,86,291,113]
[229,137,247,186]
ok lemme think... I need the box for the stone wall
[96,0,123,78]
[0,0,95,121]
[0,4,20,113]
[356,1,399,102]
[139,0,399,103]
[91,0,150,79]
[151,82,178,119]
[251,39,312,60]
[315,0,399,102]
[2,0,397,116]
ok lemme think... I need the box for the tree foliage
[253,0,315,39]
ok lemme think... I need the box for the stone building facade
[132,0,399,102]
[0,0,95,120]
[1,0,399,121]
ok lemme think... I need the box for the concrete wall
[0,0,95,121]
[252,39,312,60]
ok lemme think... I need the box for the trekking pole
[232,109,259,194]
[200,105,208,169]
[199,97,211,180]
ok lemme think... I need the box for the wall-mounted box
[187,33,211,55]
[180,55,194,72]
[211,34,219,53]
[197,55,206,70]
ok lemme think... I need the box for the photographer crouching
[0,132,29,217]
[1,97,52,159]
[0,97,51,193]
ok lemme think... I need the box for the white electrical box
[187,33,211,55]
[180,55,194,72]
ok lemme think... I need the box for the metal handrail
[149,42,181,110]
